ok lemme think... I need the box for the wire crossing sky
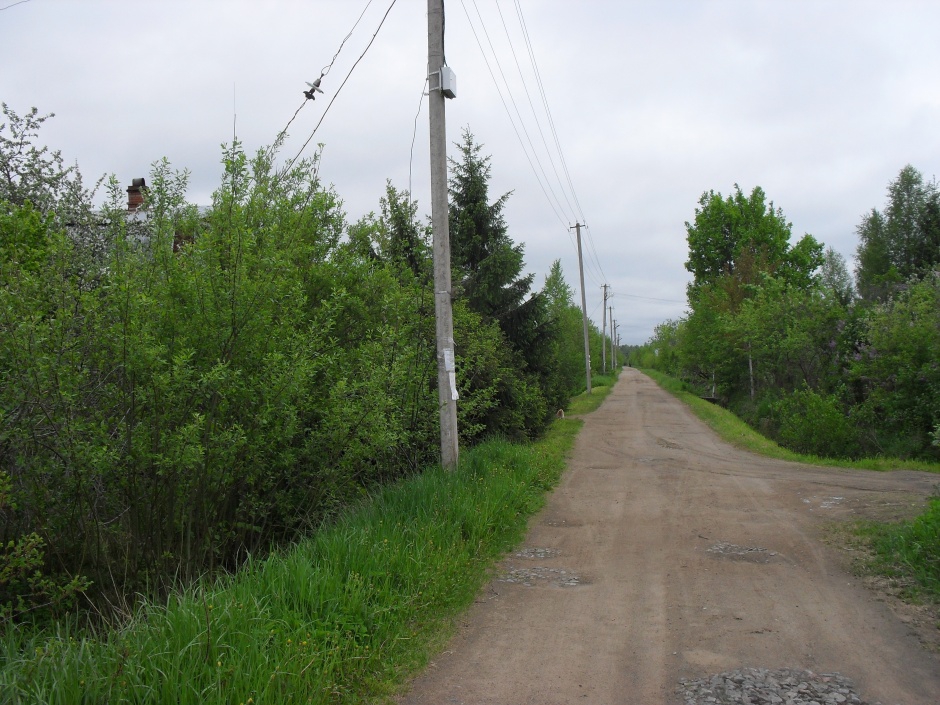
[2,0,939,343]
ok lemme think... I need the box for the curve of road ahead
[400,369,940,705]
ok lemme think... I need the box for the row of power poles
[601,284,620,373]
[428,0,620,470]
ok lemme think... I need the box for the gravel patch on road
[497,566,583,587]
[707,542,779,563]
[677,667,878,705]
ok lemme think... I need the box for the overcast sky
[3,0,939,344]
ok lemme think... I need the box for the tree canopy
[685,184,823,304]
[855,164,940,301]
[636,171,939,464]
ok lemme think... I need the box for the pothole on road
[677,667,877,704]
[498,566,585,588]
[707,542,779,564]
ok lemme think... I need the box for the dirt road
[399,369,940,704]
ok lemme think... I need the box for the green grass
[639,368,940,474]
[0,420,582,704]
[567,371,618,416]
[856,497,940,600]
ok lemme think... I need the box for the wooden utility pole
[571,223,591,394]
[601,284,609,373]
[428,0,458,469]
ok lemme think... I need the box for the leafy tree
[540,260,588,399]
[646,319,683,378]
[682,185,823,405]
[856,165,940,301]
[850,271,940,459]
[685,184,823,303]
[0,104,101,259]
[0,104,73,212]
[819,246,854,306]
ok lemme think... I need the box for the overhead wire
[408,77,429,208]
[321,0,377,79]
[613,292,686,305]
[513,0,586,222]
[493,0,576,219]
[458,0,608,290]
[270,0,378,155]
[510,0,608,286]
[283,0,399,174]
[457,0,570,231]
[583,223,608,284]
[468,0,572,226]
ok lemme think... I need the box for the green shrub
[771,387,860,458]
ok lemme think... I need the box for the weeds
[857,497,940,601]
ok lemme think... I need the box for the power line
[453,1,611,294]
[613,292,686,305]
[408,77,429,207]
[321,0,377,79]
[0,0,32,10]
[513,0,585,221]
[271,0,379,154]
[582,223,608,285]
[284,0,400,173]
[512,0,609,285]
[494,0,576,219]
[469,0,572,225]
[457,0,569,230]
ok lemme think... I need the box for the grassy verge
[855,497,940,601]
[639,368,940,474]
[567,371,618,416]
[1,420,582,704]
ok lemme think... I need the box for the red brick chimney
[126,177,147,212]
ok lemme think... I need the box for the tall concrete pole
[428,0,458,468]
[571,223,592,394]
[601,284,608,374]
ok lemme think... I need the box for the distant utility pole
[571,222,591,394]
[428,0,458,469]
[601,284,609,373]
[610,321,620,370]
[609,305,615,373]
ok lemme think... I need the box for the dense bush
[0,106,591,623]
[770,387,859,458]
